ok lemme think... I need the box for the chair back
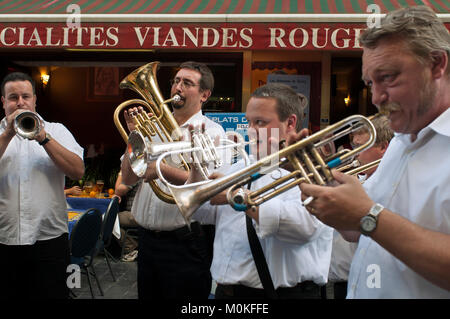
[101,196,120,245]
[69,208,102,259]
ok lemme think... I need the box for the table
[67,196,113,214]
[67,209,85,234]
[67,197,120,239]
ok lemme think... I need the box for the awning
[0,1,448,51]
[1,0,449,15]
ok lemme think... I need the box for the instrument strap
[245,182,278,299]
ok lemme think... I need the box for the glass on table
[83,181,94,196]
[96,180,104,194]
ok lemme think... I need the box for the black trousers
[333,281,348,299]
[215,281,323,299]
[137,223,212,299]
[0,233,70,299]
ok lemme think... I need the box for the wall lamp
[344,94,350,106]
[41,73,50,87]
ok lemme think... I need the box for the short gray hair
[360,6,450,76]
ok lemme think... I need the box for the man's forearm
[373,209,450,291]
[43,139,84,180]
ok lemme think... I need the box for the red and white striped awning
[0,0,448,50]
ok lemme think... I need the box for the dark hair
[1,72,36,96]
[178,61,214,93]
[251,83,305,132]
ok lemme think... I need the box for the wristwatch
[39,132,52,146]
[360,203,384,236]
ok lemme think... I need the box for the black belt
[217,281,320,298]
[142,221,202,240]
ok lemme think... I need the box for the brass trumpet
[155,114,378,224]
[14,111,44,139]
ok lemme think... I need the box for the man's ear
[200,90,211,104]
[430,50,448,80]
[379,141,389,154]
[286,114,297,132]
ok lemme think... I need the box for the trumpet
[14,111,44,139]
[155,114,379,224]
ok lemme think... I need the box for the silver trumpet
[14,111,44,139]
[154,114,378,225]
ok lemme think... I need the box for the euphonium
[14,111,44,139]
[113,61,186,204]
[155,114,379,224]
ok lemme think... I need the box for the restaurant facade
[0,0,449,185]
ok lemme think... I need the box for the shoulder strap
[246,214,277,299]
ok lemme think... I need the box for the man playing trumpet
[190,83,333,299]
[0,72,84,299]
[297,6,450,298]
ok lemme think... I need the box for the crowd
[0,6,449,299]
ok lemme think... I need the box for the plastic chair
[95,196,120,281]
[69,208,103,299]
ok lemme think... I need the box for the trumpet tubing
[158,114,379,224]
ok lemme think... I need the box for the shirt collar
[0,117,6,130]
[428,107,450,137]
[396,107,450,146]
[179,110,204,128]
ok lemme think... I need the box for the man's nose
[370,84,388,106]
[16,96,26,107]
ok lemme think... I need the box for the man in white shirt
[121,61,227,299]
[0,72,84,299]
[299,6,450,298]
[191,83,333,299]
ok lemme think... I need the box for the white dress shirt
[0,117,84,245]
[328,230,357,282]
[347,107,450,299]
[131,110,228,231]
[194,157,333,288]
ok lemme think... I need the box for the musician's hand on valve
[299,169,374,231]
[34,128,47,143]
[286,128,309,146]
[4,111,18,138]
[124,106,152,132]
[5,109,27,138]
[282,128,309,172]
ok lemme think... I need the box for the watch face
[361,216,376,232]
